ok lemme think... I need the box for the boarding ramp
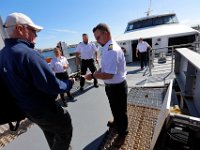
[152,47,200,150]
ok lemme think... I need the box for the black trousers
[55,72,72,100]
[139,52,147,69]
[25,105,72,150]
[80,59,98,87]
[105,80,128,135]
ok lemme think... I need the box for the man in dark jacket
[0,12,73,150]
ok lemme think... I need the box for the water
[41,47,76,58]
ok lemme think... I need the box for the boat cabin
[116,13,200,63]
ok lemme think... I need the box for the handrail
[148,42,200,73]
[150,42,199,52]
[176,48,200,70]
[148,42,200,85]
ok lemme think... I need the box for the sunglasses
[23,25,37,36]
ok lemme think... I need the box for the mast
[145,0,152,16]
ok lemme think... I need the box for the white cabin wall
[125,41,132,63]
[152,36,168,53]
[117,40,132,63]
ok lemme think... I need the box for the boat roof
[115,24,199,42]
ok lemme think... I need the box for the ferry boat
[1,12,200,150]
[115,12,200,63]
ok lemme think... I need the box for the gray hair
[5,26,15,37]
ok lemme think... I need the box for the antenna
[145,0,152,16]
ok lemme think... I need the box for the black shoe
[94,84,99,88]
[68,95,74,101]
[69,95,73,99]
[107,120,117,128]
[63,101,68,107]
[80,87,84,91]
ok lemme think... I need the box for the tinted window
[126,14,178,32]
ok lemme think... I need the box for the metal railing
[148,42,200,74]
[148,42,200,84]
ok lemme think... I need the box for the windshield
[126,14,178,32]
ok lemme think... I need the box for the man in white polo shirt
[136,37,151,70]
[76,33,99,91]
[84,23,128,148]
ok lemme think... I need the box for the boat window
[128,24,134,31]
[125,14,178,32]
[143,19,153,27]
[172,15,178,23]
[164,16,173,24]
[153,17,163,25]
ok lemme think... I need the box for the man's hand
[83,74,93,80]
[63,64,68,70]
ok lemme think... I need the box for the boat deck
[0,58,175,150]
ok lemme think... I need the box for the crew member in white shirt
[136,37,151,70]
[76,33,99,91]
[84,23,128,147]
[50,46,73,107]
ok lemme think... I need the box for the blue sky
[1,0,200,49]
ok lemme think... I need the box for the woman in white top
[50,46,73,107]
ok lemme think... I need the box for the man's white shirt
[101,39,127,84]
[76,42,98,59]
[137,41,150,53]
